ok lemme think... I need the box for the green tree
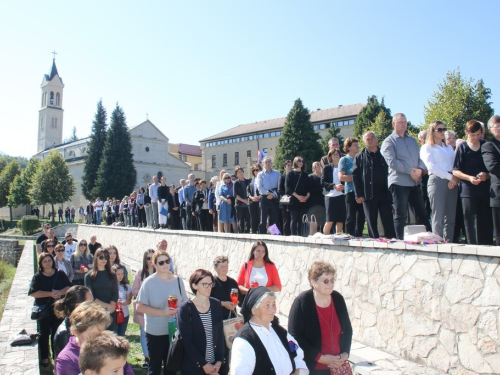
[321,126,345,154]
[424,69,494,139]
[0,157,7,175]
[8,158,40,208]
[29,150,76,215]
[354,95,392,139]
[274,98,323,172]
[367,111,393,147]
[94,104,136,199]
[0,161,21,220]
[64,126,79,143]
[82,100,107,199]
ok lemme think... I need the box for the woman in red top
[237,241,281,300]
[288,261,353,374]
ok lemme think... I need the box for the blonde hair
[426,121,446,146]
[69,302,111,335]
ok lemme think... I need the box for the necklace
[317,297,336,353]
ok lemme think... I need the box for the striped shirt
[199,308,215,364]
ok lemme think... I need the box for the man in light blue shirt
[381,113,431,239]
[149,175,160,229]
[183,174,197,230]
[178,179,187,230]
[256,157,281,234]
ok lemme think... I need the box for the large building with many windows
[199,103,364,178]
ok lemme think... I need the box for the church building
[31,59,190,215]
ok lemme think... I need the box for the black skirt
[325,195,346,223]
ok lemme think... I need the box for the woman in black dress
[285,156,310,236]
[29,253,72,367]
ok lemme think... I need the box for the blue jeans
[114,315,129,337]
[140,325,149,357]
[390,184,431,239]
[96,210,102,225]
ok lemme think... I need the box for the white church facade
[20,59,190,217]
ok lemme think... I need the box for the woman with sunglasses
[70,240,93,286]
[420,121,459,242]
[29,252,72,367]
[132,249,156,369]
[137,250,188,375]
[285,156,310,236]
[54,243,74,282]
[42,239,56,256]
[218,172,237,233]
[178,269,225,375]
[85,248,118,331]
[288,261,353,375]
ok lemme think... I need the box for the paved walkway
[0,241,39,375]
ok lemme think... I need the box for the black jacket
[307,173,324,208]
[157,185,174,208]
[193,189,209,214]
[247,178,260,198]
[233,178,250,207]
[352,147,390,201]
[178,298,225,373]
[288,289,352,371]
[285,170,310,205]
[321,164,337,191]
[482,138,500,208]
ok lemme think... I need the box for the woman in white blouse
[420,121,459,241]
[231,287,309,375]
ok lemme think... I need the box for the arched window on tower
[56,93,60,106]
[41,93,44,107]
[50,92,54,105]
[43,92,47,107]
[40,117,44,129]
[55,118,58,128]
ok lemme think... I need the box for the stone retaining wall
[0,239,23,266]
[76,225,500,374]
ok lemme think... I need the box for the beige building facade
[169,143,202,172]
[199,103,364,179]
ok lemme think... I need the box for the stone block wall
[76,225,500,374]
[0,239,23,266]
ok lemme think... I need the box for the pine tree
[354,95,392,139]
[424,69,493,139]
[0,161,21,220]
[82,100,107,199]
[274,98,323,173]
[94,104,136,199]
[8,158,40,208]
[367,111,393,147]
[69,126,78,142]
[29,151,76,215]
[321,126,345,155]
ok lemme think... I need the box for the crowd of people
[30,233,353,375]
[77,113,500,245]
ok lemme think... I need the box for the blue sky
[1,1,498,158]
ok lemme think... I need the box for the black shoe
[142,358,150,369]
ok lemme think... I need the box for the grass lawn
[0,261,16,321]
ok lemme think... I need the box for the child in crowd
[113,264,132,337]
[79,331,132,375]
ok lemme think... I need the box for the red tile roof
[178,143,202,157]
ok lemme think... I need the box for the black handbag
[166,302,192,372]
[31,271,59,320]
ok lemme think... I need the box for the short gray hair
[488,115,500,129]
[445,129,456,137]
[362,131,376,140]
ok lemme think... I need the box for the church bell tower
[37,54,64,152]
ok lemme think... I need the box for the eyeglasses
[201,282,215,289]
[46,244,54,248]
[434,128,447,133]
[56,249,65,253]
[317,278,335,285]
[98,255,110,260]
[66,238,73,242]
[224,177,230,180]
[147,256,152,260]
[79,243,87,247]
[297,159,304,163]
[157,260,170,266]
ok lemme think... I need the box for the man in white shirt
[94,197,104,225]
[63,232,77,260]
[149,176,160,229]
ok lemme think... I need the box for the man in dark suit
[482,115,500,246]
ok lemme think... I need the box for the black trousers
[137,207,147,226]
[180,207,187,229]
[186,205,195,230]
[363,194,396,238]
[453,196,466,243]
[197,210,209,231]
[146,333,175,375]
[235,206,250,233]
[280,206,291,236]
[258,197,279,234]
[493,207,500,246]
[390,184,431,240]
[38,312,62,360]
[345,192,366,237]
[289,204,307,236]
[249,201,260,234]
[462,196,493,245]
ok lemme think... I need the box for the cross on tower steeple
[52,50,57,60]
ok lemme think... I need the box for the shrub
[19,216,40,235]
